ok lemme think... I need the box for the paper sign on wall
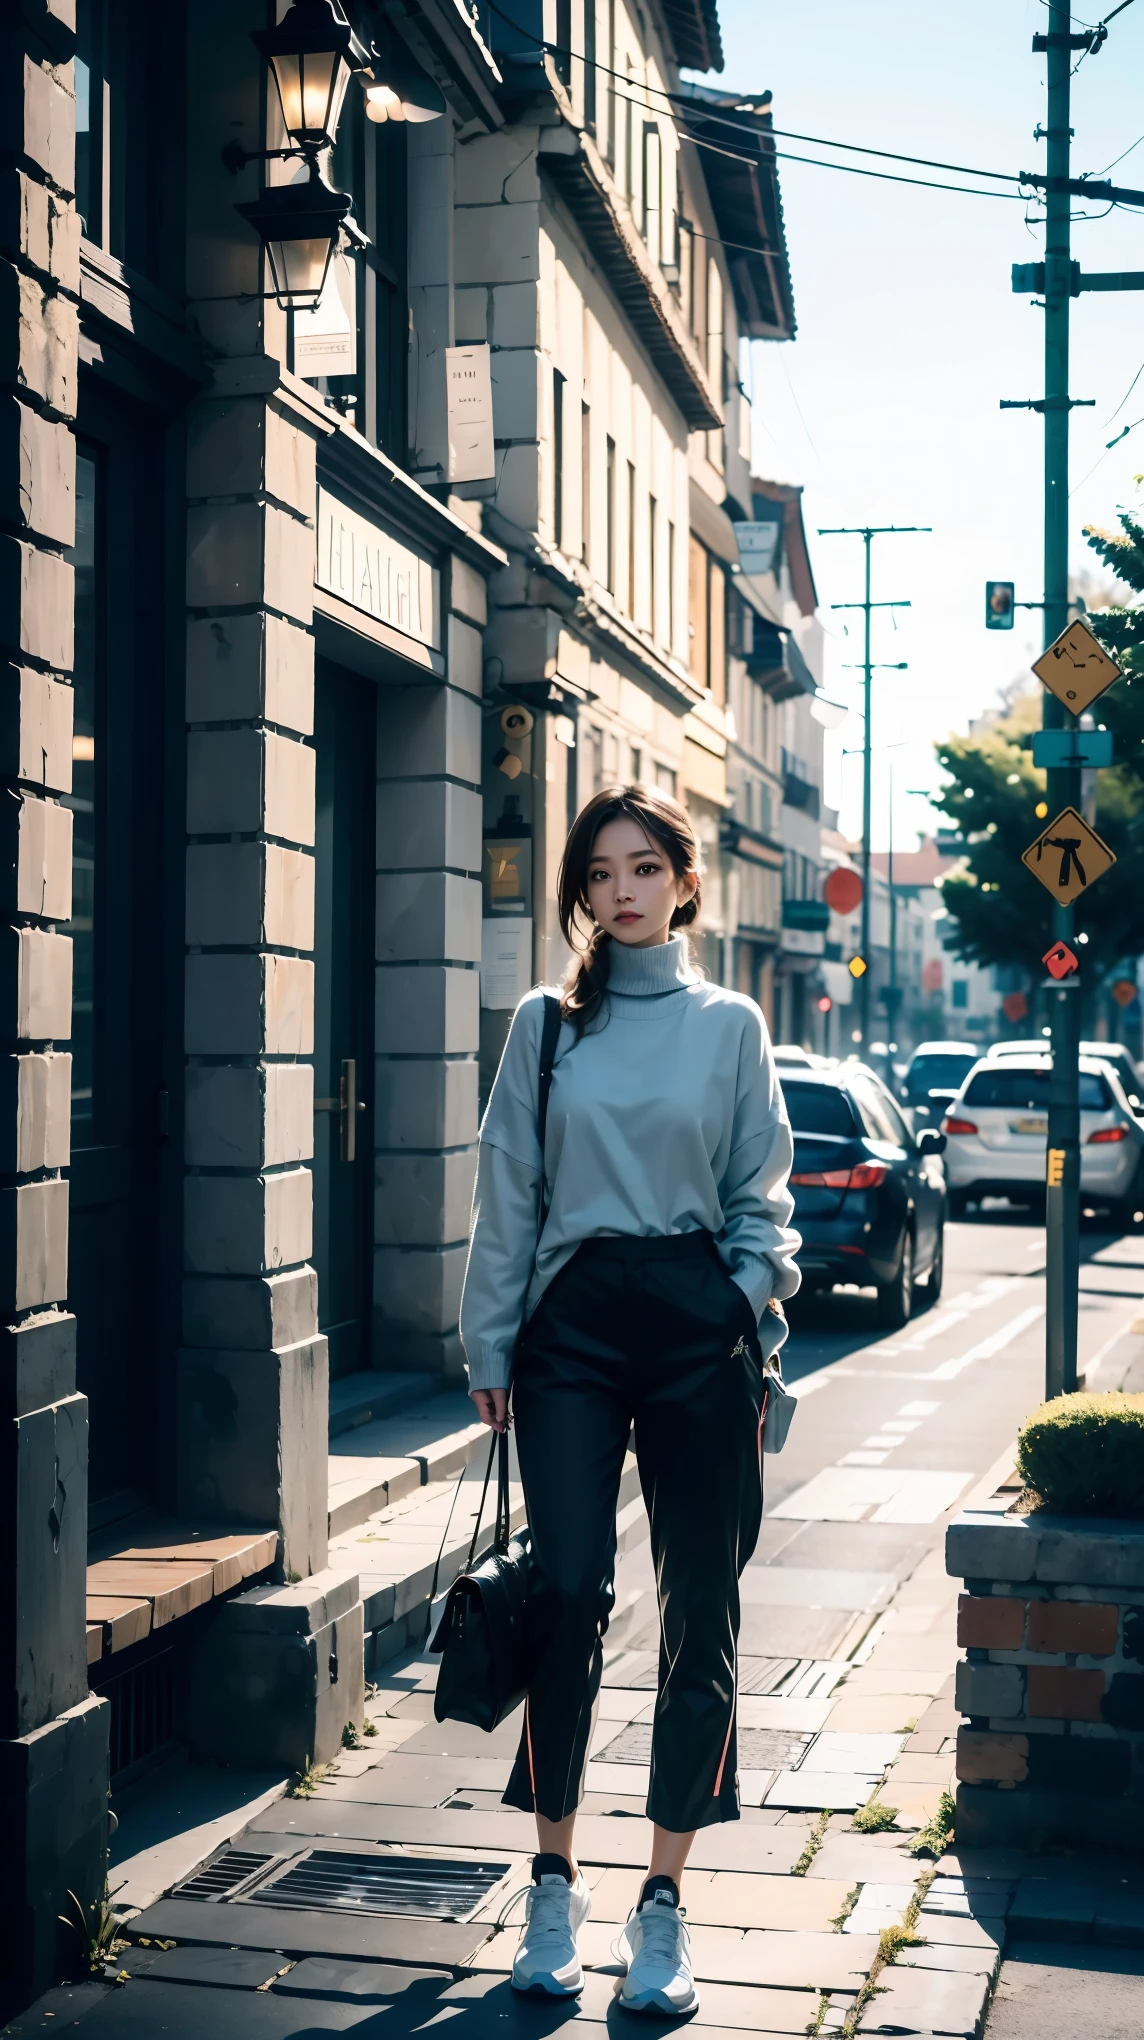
[481,917,532,1010]
[294,253,357,380]
[447,344,495,484]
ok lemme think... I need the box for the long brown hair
[557,784,701,1033]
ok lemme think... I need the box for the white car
[942,1053,1144,1222]
[989,1038,1144,1113]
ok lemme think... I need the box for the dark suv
[782,1064,947,1326]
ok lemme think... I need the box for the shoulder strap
[533,992,561,1243]
[536,993,561,1156]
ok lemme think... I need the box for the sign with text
[316,489,439,649]
[1020,805,1116,906]
[1032,617,1121,715]
[293,252,356,380]
[480,917,533,1010]
[446,344,495,484]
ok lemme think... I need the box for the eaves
[538,123,722,432]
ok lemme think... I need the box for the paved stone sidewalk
[8,1418,1143,2040]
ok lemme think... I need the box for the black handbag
[429,1428,534,1729]
[428,992,562,1731]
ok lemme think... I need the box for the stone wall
[0,1,109,2014]
[948,1508,1144,1850]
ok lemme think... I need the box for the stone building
[1,0,797,2007]
[463,19,794,1079]
[1,0,511,2008]
[720,479,824,1038]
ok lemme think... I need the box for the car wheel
[918,1224,944,1307]
[948,1189,969,1219]
[877,1231,914,1328]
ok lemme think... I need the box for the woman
[460,785,800,2015]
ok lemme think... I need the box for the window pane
[64,453,99,1139]
[782,1083,858,1137]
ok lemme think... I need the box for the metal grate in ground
[245,1851,512,1921]
[175,1850,280,1901]
[599,1720,813,1769]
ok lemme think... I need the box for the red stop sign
[1002,991,1028,1023]
[824,867,863,916]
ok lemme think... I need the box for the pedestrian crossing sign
[1032,617,1121,714]
[1020,805,1116,905]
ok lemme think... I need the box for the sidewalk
[8,1398,1143,2040]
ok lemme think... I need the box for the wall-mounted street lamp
[236,165,354,309]
[362,25,446,123]
[253,0,368,153]
[225,0,367,309]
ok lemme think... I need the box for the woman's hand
[470,1388,509,1432]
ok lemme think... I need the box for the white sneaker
[510,1871,591,1996]
[617,1889,699,2016]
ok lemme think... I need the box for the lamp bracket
[222,139,315,176]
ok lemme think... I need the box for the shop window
[74,0,176,286]
[655,761,677,798]
[292,94,408,461]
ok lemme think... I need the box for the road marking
[924,1303,1045,1381]
[883,1419,921,1432]
[839,1449,891,1466]
[1084,1316,1141,1383]
[772,1466,973,1524]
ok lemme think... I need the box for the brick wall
[948,1510,1144,1848]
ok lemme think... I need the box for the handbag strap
[535,992,561,1236]
[428,1431,497,1617]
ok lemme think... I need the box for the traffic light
[986,581,1015,630]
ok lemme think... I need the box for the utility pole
[1039,5,1084,1397]
[1005,9,1141,1396]
[820,525,930,1052]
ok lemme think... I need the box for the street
[11,1213,1144,2040]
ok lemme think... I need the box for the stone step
[328,1369,430,1438]
[327,1390,488,1538]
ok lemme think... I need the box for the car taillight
[790,1163,888,1190]
[1088,1124,1130,1143]
[942,1116,978,1135]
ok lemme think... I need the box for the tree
[932,690,1144,987]
[1085,504,1144,795]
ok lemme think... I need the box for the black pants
[506,1232,765,1833]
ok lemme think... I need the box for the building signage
[446,344,495,484]
[316,488,439,650]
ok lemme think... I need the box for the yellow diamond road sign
[1020,805,1116,905]
[1032,617,1121,715]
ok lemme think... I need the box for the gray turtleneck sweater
[460,936,801,1393]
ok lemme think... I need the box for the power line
[484,0,1031,201]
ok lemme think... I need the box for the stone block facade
[0,6,108,2017]
[948,1509,1144,1849]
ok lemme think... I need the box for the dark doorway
[65,392,165,1510]
[312,661,376,1380]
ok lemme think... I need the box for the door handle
[314,1060,367,1162]
[339,1056,366,1162]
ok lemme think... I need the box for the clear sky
[703,0,1144,850]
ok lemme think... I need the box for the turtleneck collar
[605,933,698,997]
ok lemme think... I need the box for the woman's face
[586,816,697,948]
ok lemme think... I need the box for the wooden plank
[86,1621,104,1666]
[86,1594,152,1655]
[86,1559,214,1627]
[112,1525,277,1594]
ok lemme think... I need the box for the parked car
[987,1040,1144,1116]
[781,1063,947,1326]
[773,1044,837,1070]
[941,1054,1144,1222]
[900,1040,980,1125]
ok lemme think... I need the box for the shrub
[1017,1392,1144,1516]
